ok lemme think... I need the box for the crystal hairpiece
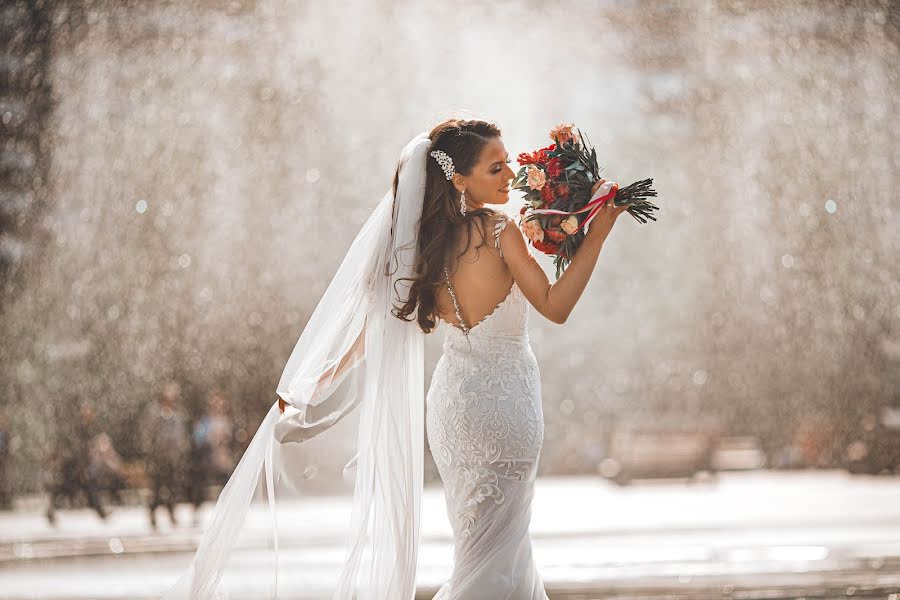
[430,149,455,180]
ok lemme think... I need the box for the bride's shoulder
[466,208,508,237]
[489,208,517,232]
[485,209,515,257]
[484,207,513,227]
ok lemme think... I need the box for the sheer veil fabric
[161,131,431,599]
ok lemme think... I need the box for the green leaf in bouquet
[525,190,542,203]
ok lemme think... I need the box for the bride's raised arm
[499,181,629,324]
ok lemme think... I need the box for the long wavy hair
[389,118,503,334]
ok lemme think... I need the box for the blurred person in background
[188,388,235,525]
[88,431,128,506]
[46,401,109,525]
[139,381,191,530]
[0,411,10,510]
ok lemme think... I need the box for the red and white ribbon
[526,179,619,232]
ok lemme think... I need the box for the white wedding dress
[426,214,549,600]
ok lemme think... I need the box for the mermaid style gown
[426,214,549,600]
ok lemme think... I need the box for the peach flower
[560,215,579,235]
[526,165,547,191]
[549,123,576,146]
[521,218,544,243]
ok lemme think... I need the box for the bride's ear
[451,173,465,194]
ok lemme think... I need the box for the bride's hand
[278,373,332,413]
[586,178,628,241]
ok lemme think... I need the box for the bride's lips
[499,186,510,192]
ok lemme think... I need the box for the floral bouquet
[512,123,659,279]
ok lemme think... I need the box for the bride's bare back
[437,212,514,332]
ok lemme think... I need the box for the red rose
[545,227,567,242]
[532,238,560,255]
[556,183,570,199]
[540,184,555,203]
[519,204,528,215]
[546,157,563,178]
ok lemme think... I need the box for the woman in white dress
[163,118,628,600]
[405,119,628,599]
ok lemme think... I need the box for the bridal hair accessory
[162,132,431,600]
[430,149,454,180]
[429,148,466,216]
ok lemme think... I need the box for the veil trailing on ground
[162,131,430,599]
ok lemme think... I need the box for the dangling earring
[460,189,467,216]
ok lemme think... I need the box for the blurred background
[0,0,898,598]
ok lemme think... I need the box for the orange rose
[560,215,579,235]
[526,165,546,191]
[550,123,576,146]
[521,218,544,243]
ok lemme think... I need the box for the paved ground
[1,470,899,599]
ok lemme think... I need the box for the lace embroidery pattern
[427,251,543,537]
[428,348,542,537]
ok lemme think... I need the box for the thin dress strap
[493,213,508,258]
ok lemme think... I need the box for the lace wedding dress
[426,214,549,600]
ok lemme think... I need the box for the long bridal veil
[162,131,430,599]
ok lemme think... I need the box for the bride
[162,118,629,600]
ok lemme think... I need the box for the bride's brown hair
[390,118,503,333]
